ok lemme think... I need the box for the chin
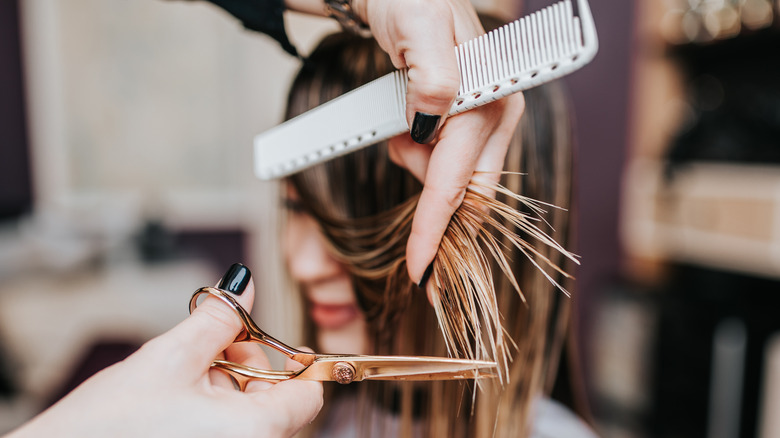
[316,317,369,355]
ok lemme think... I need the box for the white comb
[254,0,598,180]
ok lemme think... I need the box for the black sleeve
[201,0,299,57]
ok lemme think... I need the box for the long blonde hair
[285,24,579,437]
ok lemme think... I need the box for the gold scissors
[190,287,496,389]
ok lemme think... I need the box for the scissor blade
[297,355,497,382]
[359,357,497,381]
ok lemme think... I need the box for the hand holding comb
[254,0,598,180]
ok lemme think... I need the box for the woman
[280,23,595,437]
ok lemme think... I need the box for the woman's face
[283,184,368,354]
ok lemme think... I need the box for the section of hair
[283,25,580,438]
[430,183,578,379]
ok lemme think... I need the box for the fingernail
[411,112,441,144]
[417,262,434,289]
[218,263,251,295]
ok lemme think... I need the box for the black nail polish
[411,112,441,144]
[417,263,434,289]
[218,263,251,295]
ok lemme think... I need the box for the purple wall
[0,0,33,220]
[525,0,637,395]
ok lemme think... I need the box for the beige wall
[21,0,338,212]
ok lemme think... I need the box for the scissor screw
[332,362,356,384]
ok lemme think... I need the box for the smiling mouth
[308,302,360,329]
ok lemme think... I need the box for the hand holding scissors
[7,265,322,438]
[190,286,497,390]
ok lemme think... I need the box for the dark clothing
[203,0,299,56]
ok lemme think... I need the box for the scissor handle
[189,287,316,365]
[210,359,301,391]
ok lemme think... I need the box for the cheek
[283,214,349,283]
[317,318,369,355]
[282,218,300,268]
[283,217,312,281]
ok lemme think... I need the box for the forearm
[285,0,369,26]
[192,0,371,56]
[283,0,327,17]
[196,0,299,55]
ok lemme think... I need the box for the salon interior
[1,0,779,436]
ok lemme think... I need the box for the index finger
[405,93,524,283]
[405,112,487,283]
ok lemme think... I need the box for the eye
[283,198,306,214]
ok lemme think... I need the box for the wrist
[350,0,367,24]
[284,0,327,16]
[324,0,370,35]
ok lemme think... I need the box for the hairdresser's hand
[354,0,527,285]
[7,264,322,438]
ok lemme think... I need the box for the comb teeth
[254,0,598,180]
[255,70,409,180]
[451,0,587,113]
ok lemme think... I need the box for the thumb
[165,263,256,368]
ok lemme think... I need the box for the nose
[285,214,345,284]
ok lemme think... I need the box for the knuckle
[429,183,467,212]
[402,0,453,26]
[387,143,403,166]
[443,187,467,212]
[471,172,501,191]
[414,73,460,102]
[416,0,450,15]
[504,93,526,118]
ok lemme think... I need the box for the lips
[309,302,360,329]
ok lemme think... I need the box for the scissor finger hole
[190,292,210,311]
[228,374,243,392]
[189,287,230,314]
[189,287,246,319]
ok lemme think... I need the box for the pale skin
[5,278,323,438]
[286,0,527,284]
[5,204,364,438]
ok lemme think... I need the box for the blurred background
[1,0,779,436]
